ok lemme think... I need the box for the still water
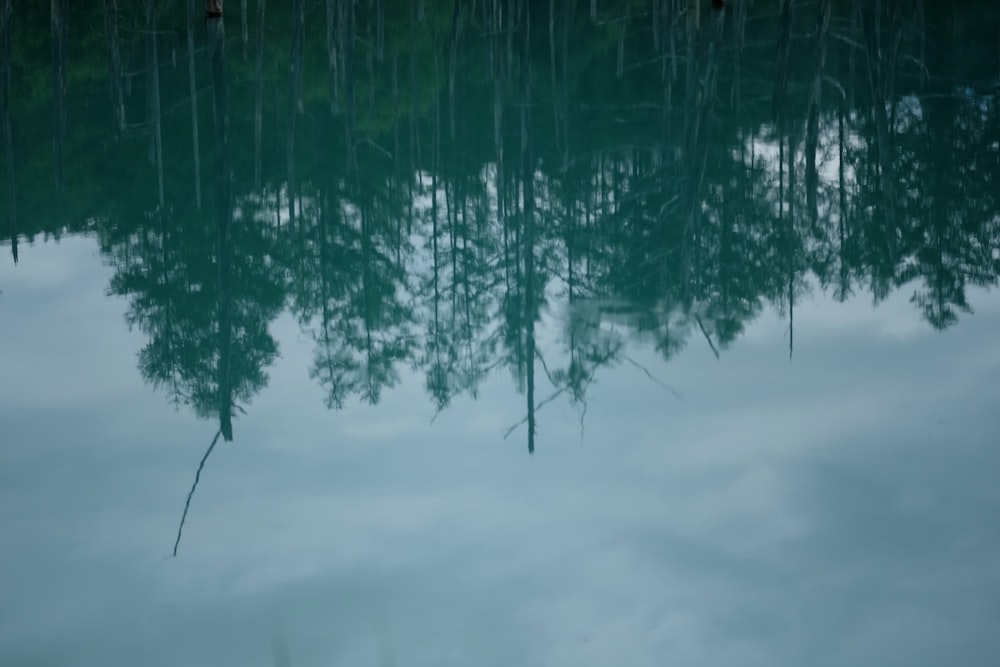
[2,1,999,665]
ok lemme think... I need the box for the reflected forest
[2,1,999,453]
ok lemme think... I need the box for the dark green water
[2,2,999,665]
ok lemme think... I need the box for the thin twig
[623,356,682,398]
[170,429,223,557]
[502,388,566,440]
[428,360,502,425]
[695,315,720,360]
[534,349,559,387]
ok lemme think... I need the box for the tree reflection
[2,0,998,451]
[104,14,283,441]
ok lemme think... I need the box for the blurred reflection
[1,1,998,450]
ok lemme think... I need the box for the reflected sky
[2,1,1000,665]
[3,237,999,666]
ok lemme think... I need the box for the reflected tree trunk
[145,0,164,207]
[863,1,897,247]
[561,0,572,170]
[359,202,378,404]
[653,0,660,52]
[344,0,357,171]
[392,51,399,163]
[449,0,461,141]
[786,125,796,360]
[103,0,126,136]
[1,0,14,263]
[209,14,233,441]
[291,0,305,114]
[241,0,248,59]
[885,3,903,137]
[377,0,385,61]
[805,0,831,226]
[254,0,265,192]
[916,0,927,87]
[521,3,536,455]
[326,0,339,114]
[849,0,859,107]
[730,0,747,107]
[772,0,793,122]
[366,10,375,129]
[492,13,506,287]
[836,103,850,300]
[506,0,514,78]
[617,7,628,79]
[669,0,677,81]
[679,7,723,302]
[187,0,202,210]
[316,183,336,401]
[287,0,305,221]
[168,15,235,551]
[408,0,422,183]
[51,0,67,189]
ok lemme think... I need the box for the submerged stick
[171,429,223,557]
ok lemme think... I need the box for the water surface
[2,2,999,665]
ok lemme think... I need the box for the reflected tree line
[1,0,999,450]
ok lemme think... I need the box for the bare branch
[502,388,566,439]
[623,355,682,398]
[695,315,720,359]
[170,429,223,557]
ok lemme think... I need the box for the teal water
[2,2,1000,665]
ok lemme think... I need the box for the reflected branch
[623,355,682,399]
[170,428,223,557]
[694,314,720,360]
[502,387,567,441]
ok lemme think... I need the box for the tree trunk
[786,123,796,360]
[449,0,461,141]
[805,0,831,226]
[377,0,385,61]
[343,0,356,170]
[51,0,67,189]
[208,13,233,441]
[772,0,794,122]
[327,0,339,114]
[287,0,305,221]
[103,0,126,135]
[241,0,248,59]
[520,1,536,454]
[291,0,305,115]
[617,8,628,78]
[254,0,265,191]
[145,0,164,206]
[1,0,15,263]
[837,104,849,299]
[863,1,897,242]
[187,0,202,210]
